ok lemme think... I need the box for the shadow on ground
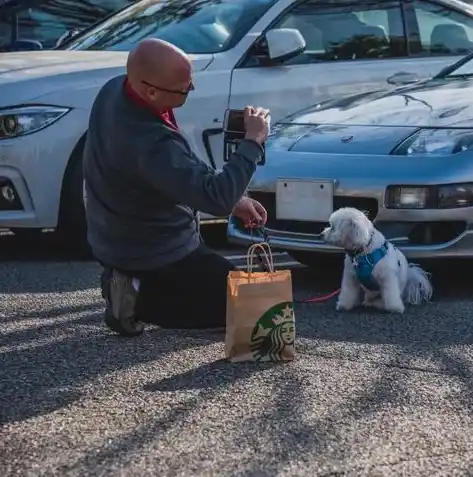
[292,259,473,300]
[1,259,472,426]
[53,345,473,476]
[0,231,92,262]
[2,250,473,476]
[0,308,225,426]
[0,225,233,262]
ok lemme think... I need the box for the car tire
[57,141,89,252]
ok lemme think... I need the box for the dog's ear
[348,217,359,235]
[346,218,359,242]
[345,214,370,248]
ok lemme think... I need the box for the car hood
[265,77,473,155]
[0,50,214,107]
[287,77,473,128]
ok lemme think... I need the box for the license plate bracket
[275,179,334,221]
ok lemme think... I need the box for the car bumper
[0,108,88,229]
[228,217,473,259]
[227,149,473,259]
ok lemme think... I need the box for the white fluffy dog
[322,207,433,313]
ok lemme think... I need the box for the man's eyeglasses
[141,80,194,96]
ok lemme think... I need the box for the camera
[223,109,266,165]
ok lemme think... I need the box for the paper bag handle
[246,242,275,274]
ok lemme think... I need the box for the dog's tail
[403,263,433,305]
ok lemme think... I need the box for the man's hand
[232,197,268,228]
[244,106,270,145]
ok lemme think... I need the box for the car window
[263,0,406,65]
[411,0,473,55]
[65,0,277,54]
[15,0,132,49]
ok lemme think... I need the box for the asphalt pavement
[1,230,473,476]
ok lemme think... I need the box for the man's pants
[101,243,237,330]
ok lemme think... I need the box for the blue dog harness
[347,241,390,291]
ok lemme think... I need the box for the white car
[1,0,473,240]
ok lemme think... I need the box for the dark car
[0,0,136,52]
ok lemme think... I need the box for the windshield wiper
[443,73,473,79]
[434,51,473,79]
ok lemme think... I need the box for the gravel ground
[1,234,473,476]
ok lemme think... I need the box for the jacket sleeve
[138,137,263,216]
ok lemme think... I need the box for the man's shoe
[101,268,145,337]
[104,306,145,337]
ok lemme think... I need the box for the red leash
[299,288,341,303]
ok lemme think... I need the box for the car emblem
[341,135,354,143]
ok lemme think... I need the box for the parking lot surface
[1,232,473,476]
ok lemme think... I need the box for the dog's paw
[384,302,405,314]
[363,297,384,309]
[336,300,356,312]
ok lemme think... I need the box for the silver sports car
[227,52,473,265]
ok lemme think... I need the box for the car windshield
[63,0,277,54]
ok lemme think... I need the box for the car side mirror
[387,71,420,86]
[265,28,306,64]
[11,39,43,51]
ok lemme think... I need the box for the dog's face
[322,207,373,250]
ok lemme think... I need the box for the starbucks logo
[250,302,295,361]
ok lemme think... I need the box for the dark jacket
[83,75,263,271]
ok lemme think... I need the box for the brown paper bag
[225,243,295,362]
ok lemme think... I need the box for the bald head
[126,38,193,109]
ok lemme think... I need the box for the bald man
[83,39,270,336]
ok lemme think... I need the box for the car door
[229,0,421,125]
[402,0,473,75]
[228,0,473,125]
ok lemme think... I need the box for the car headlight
[0,106,71,140]
[392,128,473,155]
[385,183,473,209]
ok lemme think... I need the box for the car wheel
[57,142,89,251]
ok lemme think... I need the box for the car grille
[249,191,379,235]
